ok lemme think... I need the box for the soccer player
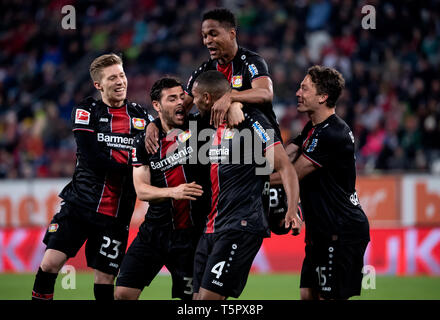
[145,7,279,152]
[31,53,151,301]
[190,71,301,300]
[270,66,370,300]
[114,78,211,300]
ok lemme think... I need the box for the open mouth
[207,47,218,55]
[175,108,185,120]
[114,87,125,93]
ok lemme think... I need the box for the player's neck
[310,107,335,126]
[160,118,176,134]
[218,42,238,65]
[102,97,125,108]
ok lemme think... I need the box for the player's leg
[115,223,167,300]
[197,231,263,300]
[299,287,320,300]
[114,286,142,300]
[32,249,68,301]
[85,216,130,300]
[192,233,211,300]
[299,242,327,300]
[196,287,225,300]
[167,228,201,301]
[32,203,86,300]
[93,269,116,300]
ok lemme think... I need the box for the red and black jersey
[205,107,281,237]
[131,113,211,231]
[291,114,370,243]
[185,46,281,139]
[59,97,151,225]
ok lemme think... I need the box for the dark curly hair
[307,65,345,108]
[150,77,183,102]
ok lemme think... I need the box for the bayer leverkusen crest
[178,129,192,143]
[232,75,242,88]
[132,118,146,130]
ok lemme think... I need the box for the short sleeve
[302,129,348,168]
[289,133,303,147]
[245,54,270,82]
[246,109,281,153]
[71,98,97,132]
[131,132,150,166]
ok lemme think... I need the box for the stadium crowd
[1,0,439,178]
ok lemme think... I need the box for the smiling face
[201,19,236,63]
[153,86,186,129]
[296,75,325,114]
[94,64,127,107]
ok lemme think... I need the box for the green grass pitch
[1,273,439,300]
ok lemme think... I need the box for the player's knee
[114,286,140,300]
[94,270,114,284]
[113,287,126,300]
[40,250,67,273]
[300,288,315,300]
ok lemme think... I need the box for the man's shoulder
[126,100,152,119]
[194,59,216,73]
[238,47,262,59]
[318,115,353,145]
[242,107,273,131]
[75,96,97,111]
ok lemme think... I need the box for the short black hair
[150,77,183,102]
[202,8,236,29]
[193,71,231,100]
[307,65,345,108]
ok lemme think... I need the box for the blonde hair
[89,53,123,82]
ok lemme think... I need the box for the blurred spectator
[0,0,439,178]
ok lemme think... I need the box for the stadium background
[0,0,440,299]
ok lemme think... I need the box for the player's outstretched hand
[211,91,231,128]
[226,102,245,128]
[284,208,302,236]
[172,181,204,200]
[145,122,160,154]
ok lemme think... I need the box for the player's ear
[203,92,211,105]
[229,27,236,40]
[318,93,328,105]
[94,81,102,91]
[152,100,161,113]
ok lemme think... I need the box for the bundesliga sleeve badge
[75,109,90,125]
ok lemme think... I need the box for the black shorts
[43,201,129,276]
[193,230,263,298]
[300,238,369,299]
[115,222,199,300]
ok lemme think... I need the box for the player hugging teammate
[32,7,369,302]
